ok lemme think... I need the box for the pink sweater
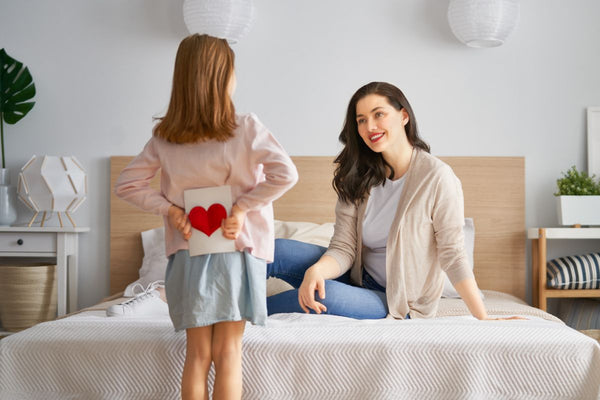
[114,113,298,262]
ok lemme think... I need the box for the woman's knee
[273,238,293,260]
[269,239,326,276]
[319,280,388,319]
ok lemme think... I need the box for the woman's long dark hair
[333,82,430,204]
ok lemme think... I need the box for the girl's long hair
[154,34,236,143]
[333,82,430,204]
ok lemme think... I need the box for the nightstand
[0,227,89,335]
[528,227,600,311]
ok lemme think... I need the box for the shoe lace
[122,280,165,307]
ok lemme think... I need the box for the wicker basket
[0,264,57,332]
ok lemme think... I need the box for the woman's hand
[483,315,528,321]
[298,266,328,314]
[222,204,246,240]
[168,205,191,240]
[453,279,529,321]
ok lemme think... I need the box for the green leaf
[0,49,36,122]
[0,48,36,167]
[4,67,33,98]
[8,83,36,104]
[3,102,35,124]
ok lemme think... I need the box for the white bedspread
[1,292,599,400]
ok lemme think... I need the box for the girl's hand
[298,266,327,314]
[221,204,246,240]
[168,205,192,240]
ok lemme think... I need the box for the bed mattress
[1,291,599,400]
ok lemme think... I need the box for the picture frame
[587,106,600,177]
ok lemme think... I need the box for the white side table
[0,227,90,320]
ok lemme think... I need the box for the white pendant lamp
[448,0,520,48]
[183,0,256,44]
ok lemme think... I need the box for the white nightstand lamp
[17,155,87,227]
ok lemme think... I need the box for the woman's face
[355,94,409,154]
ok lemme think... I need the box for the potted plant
[555,165,600,226]
[0,48,36,226]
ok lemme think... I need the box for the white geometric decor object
[17,155,87,228]
[183,0,256,44]
[587,106,600,178]
[447,0,520,48]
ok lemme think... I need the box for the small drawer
[0,232,56,253]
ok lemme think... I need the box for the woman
[267,81,516,321]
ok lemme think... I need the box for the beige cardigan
[324,149,474,319]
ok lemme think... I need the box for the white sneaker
[106,280,169,317]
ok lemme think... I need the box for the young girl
[114,34,298,400]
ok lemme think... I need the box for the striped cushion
[546,253,600,289]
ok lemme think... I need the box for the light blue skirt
[164,250,267,331]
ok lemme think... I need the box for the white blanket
[1,292,599,400]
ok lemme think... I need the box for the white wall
[1,0,599,308]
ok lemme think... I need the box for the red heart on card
[189,204,227,236]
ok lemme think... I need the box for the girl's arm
[221,204,246,240]
[168,205,192,240]
[233,115,298,212]
[114,138,172,217]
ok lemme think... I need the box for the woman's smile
[369,132,385,142]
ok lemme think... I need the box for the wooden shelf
[529,227,600,311]
[528,227,600,239]
[544,289,600,298]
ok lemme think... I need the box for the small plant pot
[556,195,600,226]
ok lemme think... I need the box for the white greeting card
[184,185,236,257]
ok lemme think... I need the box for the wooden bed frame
[110,156,525,300]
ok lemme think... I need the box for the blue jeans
[266,239,389,319]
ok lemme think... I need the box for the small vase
[0,168,17,226]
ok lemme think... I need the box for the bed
[1,156,599,400]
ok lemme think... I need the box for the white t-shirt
[362,176,406,288]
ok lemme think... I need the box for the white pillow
[124,227,168,297]
[441,218,484,299]
[274,220,334,246]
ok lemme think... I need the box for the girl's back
[115,112,297,262]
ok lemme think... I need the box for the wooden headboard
[110,156,525,300]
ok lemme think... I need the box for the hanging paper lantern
[183,0,256,44]
[448,0,520,48]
